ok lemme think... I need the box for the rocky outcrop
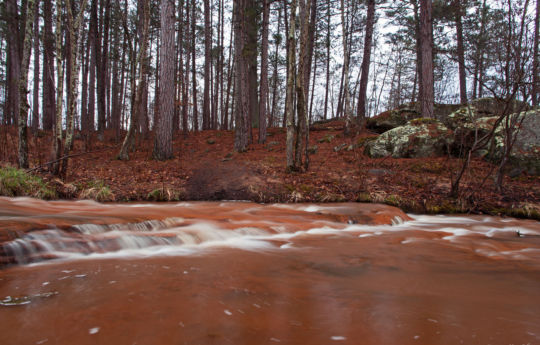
[365,118,453,158]
[366,106,420,134]
[469,97,530,117]
[488,110,540,175]
[448,108,540,175]
[367,103,461,134]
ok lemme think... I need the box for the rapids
[0,197,539,345]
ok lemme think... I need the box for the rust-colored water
[0,198,539,345]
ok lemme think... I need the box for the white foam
[331,336,346,341]
[88,327,100,335]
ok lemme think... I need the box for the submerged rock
[365,118,453,158]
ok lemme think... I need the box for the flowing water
[0,197,539,345]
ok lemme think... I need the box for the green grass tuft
[0,167,57,199]
[79,180,114,202]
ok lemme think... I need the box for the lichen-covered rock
[449,109,539,175]
[367,103,461,134]
[365,118,453,158]
[488,110,540,175]
[468,97,530,117]
[444,106,480,130]
[366,106,420,134]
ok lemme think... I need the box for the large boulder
[365,118,453,158]
[367,103,461,134]
[366,106,420,134]
[443,106,481,130]
[488,110,540,175]
[449,109,540,175]
[468,97,530,117]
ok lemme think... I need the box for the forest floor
[1,121,539,219]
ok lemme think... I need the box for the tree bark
[32,0,40,131]
[118,0,150,160]
[454,0,467,104]
[86,0,98,140]
[295,0,312,170]
[419,0,434,118]
[269,4,282,127]
[153,0,176,160]
[6,0,21,127]
[18,0,37,169]
[533,0,539,106]
[285,0,297,171]
[60,0,89,177]
[246,0,259,131]
[203,0,211,130]
[412,0,422,108]
[52,0,64,174]
[340,0,353,135]
[258,0,270,143]
[191,0,199,132]
[356,0,375,125]
[42,0,56,131]
[233,0,250,152]
[323,0,330,120]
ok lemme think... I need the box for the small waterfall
[1,218,273,265]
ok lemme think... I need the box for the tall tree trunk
[87,0,98,142]
[81,28,90,139]
[52,0,64,174]
[285,0,297,171]
[175,0,184,133]
[323,0,330,120]
[183,0,190,136]
[203,0,211,130]
[295,0,312,170]
[191,0,199,132]
[223,30,234,130]
[42,0,56,130]
[269,3,282,127]
[32,0,40,131]
[218,0,225,129]
[153,0,175,160]
[412,0,422,109]
[233,0,250,152]
[533,0,539,106]
[454,0,467,104]
[6,0,21,128]
[258,0,270,143]
[60,0,89,178]
[18,0,37,169]
[97,0,110,140]
[246,0,259,131]
[303,0,317,107]
[356,0,375,125]
[340,0,353,135]
[419,0,434,118]
[118,0,150,160]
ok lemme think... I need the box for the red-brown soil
[0,122,539,217]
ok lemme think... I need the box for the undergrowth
[79,180,115,202]
[0,167,56,199]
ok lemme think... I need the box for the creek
[0,197,539,345]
